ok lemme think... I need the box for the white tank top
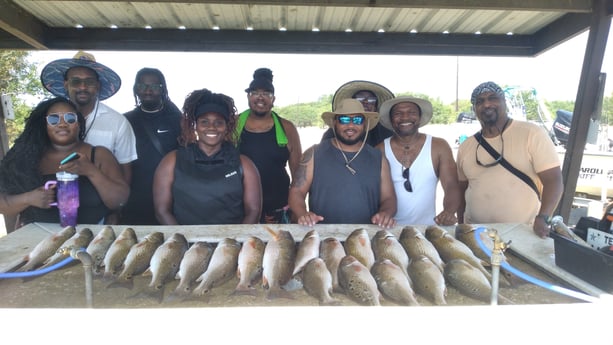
[384,135,437,225]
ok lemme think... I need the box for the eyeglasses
[68,77,97,88]
[46,112,78,126]
[336,115,365,125]
[248,91,274,98]
[402,168,413,192]
[476,134,504,167]
[135,83,164,92]
[354,96,377,104]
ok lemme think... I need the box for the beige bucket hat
[322,98,379,131]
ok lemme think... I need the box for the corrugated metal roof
[0,0,606,55]
[13,1,564,34]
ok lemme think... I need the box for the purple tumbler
[45,171,79,227]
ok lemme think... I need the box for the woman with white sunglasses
[0,97,128,232]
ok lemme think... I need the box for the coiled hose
[474,226,600,303]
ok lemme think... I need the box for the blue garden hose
[474,226,601,303]
[0,256,75,279]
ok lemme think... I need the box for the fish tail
[106,278,134,290]
[264,226,279,240]
[231,284,259,297]
[265,286,294,300]
[320,298,342,306]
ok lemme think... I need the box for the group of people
[0,51,563,239]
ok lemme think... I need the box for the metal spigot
[57,246,94,308]
[486,228,511,305]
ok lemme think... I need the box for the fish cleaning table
[0,222,607,309]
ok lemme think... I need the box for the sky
[27,26,612,115]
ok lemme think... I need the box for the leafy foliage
[0,50,45,146]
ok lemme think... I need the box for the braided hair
[0,97,85,195]
[179,89,238,146]
[132,67,174,108]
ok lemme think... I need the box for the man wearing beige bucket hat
[289,98,397,228]
[41,51,137,184]
[376,97,460,226]
[320,80,395,146]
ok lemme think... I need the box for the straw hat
[322,99,379,131]
[331,80,394,111]
[40,51,121,101]
[378,97,433,131]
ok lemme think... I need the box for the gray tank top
[309,139,381,224]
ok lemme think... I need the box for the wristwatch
[535,214,552,225]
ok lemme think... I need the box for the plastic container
[551,231,613,292]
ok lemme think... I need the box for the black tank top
[172,142,244,224]
[238,126,290,214]
[21,147,109,225]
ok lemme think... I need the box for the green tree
[0,50,45,145]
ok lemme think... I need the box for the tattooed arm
[288,145,323,225]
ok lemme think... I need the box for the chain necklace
[334,137,366,175]
[140,102,164,114]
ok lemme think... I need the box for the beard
[335,130,366,146]
[252,110,269,117]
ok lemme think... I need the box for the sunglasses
[402,168,413,192]
[68,77,97,88]
[336,115,365,125]
[135,83,164,92]
[354,96,377,104]
[476,135,504,167]
[248,91,274,98]
[46,112,78,126]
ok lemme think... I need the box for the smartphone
[60,152,80,165]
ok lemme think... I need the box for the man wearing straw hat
[41,51,137,183]
[289,99,396,228]
[377,97,461,226]
[320,80,395,146]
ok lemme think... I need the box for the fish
[16,226,76,272]
[232,236,266,296]
[371,259,420,306]
[371,229,410,278]
[167,241,214,301]
[425,225,492,280]
[319,237,346,292]
[302,257,341,306]
[344,228,375,269]
[399,226,445,273]
[407,255,447,305]
[261,226,296,300]
[102,227,138,281]
[108,231,164,289]
[292,229,320,276]
[192,238,241,297]
[337,255,381,306]
[38,227,94,270]
[135,233,189,302]
[86,226,116,275]
[444,259,514,305]
[454,224,521,287]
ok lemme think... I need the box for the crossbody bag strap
[135,115,165,156]
[474,132,541,200]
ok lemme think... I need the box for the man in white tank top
[376,97,461,226]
